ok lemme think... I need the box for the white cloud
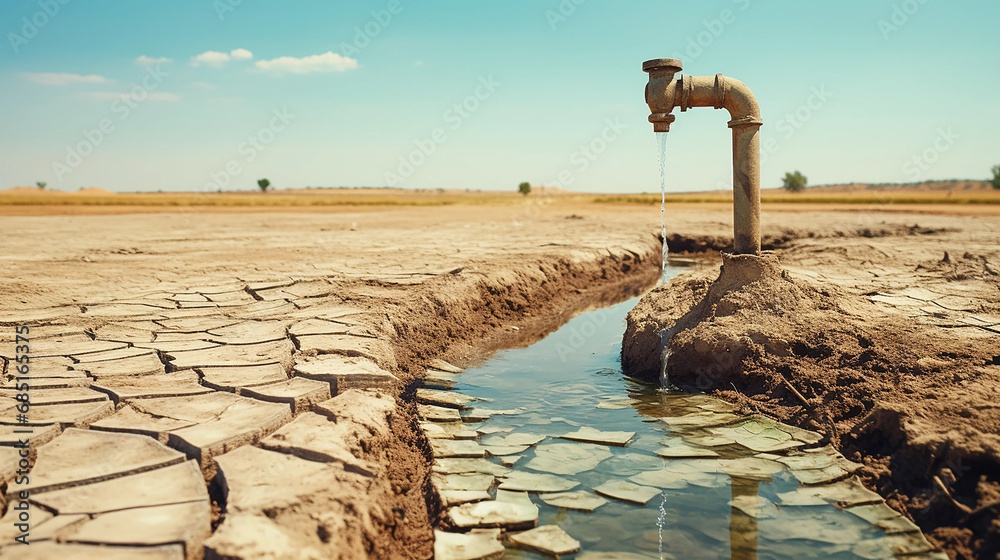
[136,55,172,65]
[79,91,181,102]
[230,48,253,60]
[191,50,231,67]
[22,72,110,86]
[254,51,358,75]
[191,48,253,67]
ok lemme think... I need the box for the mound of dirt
[623,253,1000,560]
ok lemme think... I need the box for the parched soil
[0,205,659,559]
[623,211,1000,560]
[3,203,998,558]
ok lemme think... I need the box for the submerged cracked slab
[434,529,504,560]
[509,525,581,557]
[447,500,538,530]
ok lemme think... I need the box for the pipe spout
[643,58,763,255]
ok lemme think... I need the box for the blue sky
[1,0,998,193]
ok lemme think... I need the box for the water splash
[659,327,673,388]
[656,132,669,280]
[657,491,668,559]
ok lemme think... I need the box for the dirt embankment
[340,241,660,558]
[623,217,1000,560]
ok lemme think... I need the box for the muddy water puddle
[423,277,942,560]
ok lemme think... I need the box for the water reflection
[442,293,934,559]
[730,477,760,560]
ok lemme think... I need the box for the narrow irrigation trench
[422,268,943,559]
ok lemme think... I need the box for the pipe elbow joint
[719,76,762,129]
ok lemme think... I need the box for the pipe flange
[713,74,726,110]
[727,115,764,129]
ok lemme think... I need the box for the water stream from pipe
[656,132,669,281]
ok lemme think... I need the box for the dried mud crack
[0,209,659,560]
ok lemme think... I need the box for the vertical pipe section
[730,120,762,255]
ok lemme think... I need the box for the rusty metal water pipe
[643,58,763,255]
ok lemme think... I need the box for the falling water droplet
[657,490,668,559]
[656,132,669,281]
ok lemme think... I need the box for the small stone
[498,471,578,493]
[432,458,509,477]
[447,500,538,530]
[660,411,740,429]
[499,455,522,467]
[593,480,660,505]
[483,445,530,457]
[434,529,504,560]
[430,359,464,373]
[494,489,534,507]
[656,438,719,459]
[509,525,581,556]
[440,491,491,507]
[419,404,463,422]
[538,491,608,512]
[482,432,546,448]
[433,473,495,492]
[416,388,478,410]
[431,439,486,459]
[524,443,612,476]
[559,426,635,447]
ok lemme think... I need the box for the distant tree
[518,181,531,196]
[36,181,46,190]
[257,178,271,192]
[782,171,807,192]
[991,165,1000,190]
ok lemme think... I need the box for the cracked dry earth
[0,206,661,559]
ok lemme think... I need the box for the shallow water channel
[422,270,940,560]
